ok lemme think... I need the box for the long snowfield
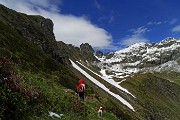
[76,61,135,98]
[70,60,135,111]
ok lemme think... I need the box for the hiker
[97,106,103,117]
[77,79,85,101]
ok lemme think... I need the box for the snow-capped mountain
[95,37,180,80]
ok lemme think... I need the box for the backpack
[78,84,85,92]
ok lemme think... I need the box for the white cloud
[170,19,178,25]
[0,0,113,49]
[122,26,150,46]
[172,25,180,32]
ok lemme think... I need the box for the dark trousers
[79,92,84,101]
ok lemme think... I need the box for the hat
[79,79,84,84]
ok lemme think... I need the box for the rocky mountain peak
[29,15,55,40]
[160,37,180,43]
[30,15,54,32]
[80,43,94,53]
[80,43,98,62]
[95,38,180,80]
[95,50,103,58]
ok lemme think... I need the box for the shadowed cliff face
[0,4,71,65]
[80,43,99,62]
[57,41,99,63]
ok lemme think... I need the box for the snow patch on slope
[100,69,136,98]
[76,61,135,98]
[70,60,135,111]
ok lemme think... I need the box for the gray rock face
[104,52,114,59]
[80,43,94,53]
[95,51,103,58]
[80,43,98,62]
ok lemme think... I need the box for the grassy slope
[154,71,180,86]
[121,73,180,120]
[0,14,117,120]
[0,60,117,120]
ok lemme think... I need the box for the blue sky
[0,0,180,52]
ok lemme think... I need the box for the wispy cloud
[172,25,180,32]
[0,0,114,50]
[129,26,151,34]
[147,21,162,25]
[148,19,178,26]
[170,18,178,25]
[122,26,150,46]
[94,0,102,10]
[109,15,115,23]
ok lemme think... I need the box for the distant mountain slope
[122,73,180,120]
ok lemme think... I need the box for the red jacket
[77,79,85,92]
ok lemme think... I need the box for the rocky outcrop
[80,43,98,62]
[104,52,114,59]
[57,42,99,63]
[95,50,103,58]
